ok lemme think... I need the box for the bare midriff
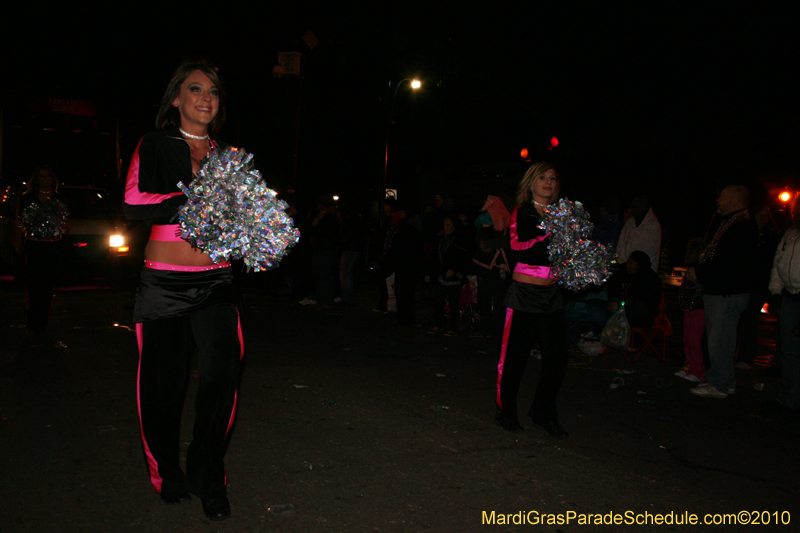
[512,272,556,286]
[145,240,215,267]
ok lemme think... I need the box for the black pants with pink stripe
[496,307,568,424]
[137,302,242,500]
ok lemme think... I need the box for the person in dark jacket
[309,195,341,307]
[338,201,367,306]
[383,205,424,325]
[426,216,471,336]
[373,199,398,313]
[593,197,623,249]
[607,250,662,328]
[736,205,780,369]
[686,185,757,399]
[471,195,511,343]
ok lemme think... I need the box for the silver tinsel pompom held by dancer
[538,198,615,291]
[20,199,70,240]
[176,147,300,271]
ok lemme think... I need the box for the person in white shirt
[766,200,800,412]
[616,195,661,270]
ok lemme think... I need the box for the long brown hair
[155,59,227,134]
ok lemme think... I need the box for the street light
[391,78,421,102]
[380,78,421,227]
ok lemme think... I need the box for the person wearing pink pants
[680,309,706,382]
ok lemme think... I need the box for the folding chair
[624,294,673,362]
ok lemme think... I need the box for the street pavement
[1,272,798,532]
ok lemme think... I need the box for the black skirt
[133,267,238,323]
[504,280,564,314]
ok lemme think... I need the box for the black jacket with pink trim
[123,127,227,224]
[508,204,551,268]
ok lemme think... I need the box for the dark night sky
[3,5,799,241]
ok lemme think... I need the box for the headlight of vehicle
[109,235,125,247]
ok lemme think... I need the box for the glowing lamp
[550,136,559,148]
[520,148,529,159]
[780,191,792,203]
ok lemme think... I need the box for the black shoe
[531,420,569,440]
[160,490,191,505]
[495,411,524,433]
[202,497,231,521]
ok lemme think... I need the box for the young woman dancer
[124,60,241,521]
[495,162,569,439]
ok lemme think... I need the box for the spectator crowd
[282,174,799,423]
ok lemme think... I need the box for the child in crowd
[676,237,708,382]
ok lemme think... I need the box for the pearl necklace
[532,199,548,208]
[179,127,209,140]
